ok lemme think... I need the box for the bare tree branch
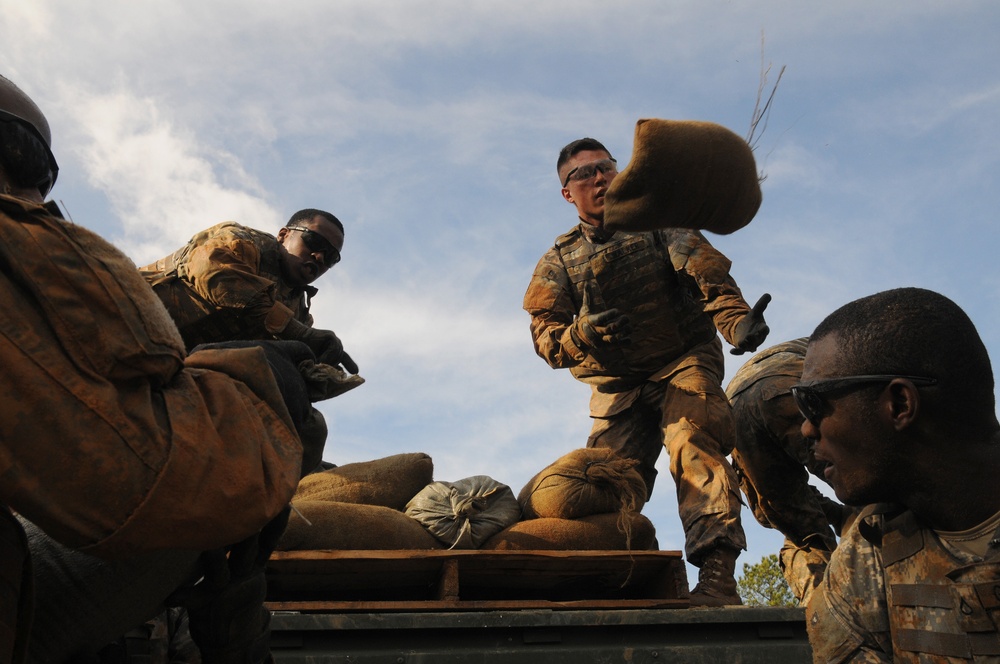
[746,31,786,182]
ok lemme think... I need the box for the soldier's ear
[887,379,920,432]
[561,187,574,204]
[276,227,289,243]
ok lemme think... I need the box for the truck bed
[265,549,812,662]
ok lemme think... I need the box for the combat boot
[689,546,743,607]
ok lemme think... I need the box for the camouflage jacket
[523,224,751,393]
[807,504,1000,662]
[140,221,316,349]
[0,197,304,662]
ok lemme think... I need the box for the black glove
[573,309,632,350]
[165,508,290,664]
[281,319,358,374]
[730,293,771,355]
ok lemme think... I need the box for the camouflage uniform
[140,222,315,350]
[807,504,1000,662]
[727,338,853,604]
[0,196,302,661]
[523,224,749,564]
[139,223,323,662]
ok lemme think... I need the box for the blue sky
[4,0,999,586]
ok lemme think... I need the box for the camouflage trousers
[586,364,746,566]
[729,378,856,603]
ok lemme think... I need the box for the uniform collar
[578,219,615,244]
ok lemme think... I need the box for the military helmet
[0,75,59,196]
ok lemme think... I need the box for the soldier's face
[799,335,893,506]
[278,215,345,287]
[560,149,617,227]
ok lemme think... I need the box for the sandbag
[294,453,434,511]
[405,476,521,549]
[518,448,646,520]
[276,501,442,550]
[480,513,656,551]
[603,118,762,235]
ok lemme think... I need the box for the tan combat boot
[689,546,743,607]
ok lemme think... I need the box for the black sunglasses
[790,374,938,427]
[0,109,59,198]
[286,226,341,266]
[562,157,617,187]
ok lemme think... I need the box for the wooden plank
[267,549,686,579]
[265,598,690,612]
[435,558,461,601]
[269,549,684,561]
[266,549,689,607]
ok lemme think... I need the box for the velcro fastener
[891,583,953,608]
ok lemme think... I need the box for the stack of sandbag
[277,452,443,550]
[603,118,762,235]
[482,448,657,551]
[405,476,522,549]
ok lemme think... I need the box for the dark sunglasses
[0,109,59,198]
[286,226,341,265]
[562,158,617,187]
[790,374,938,428]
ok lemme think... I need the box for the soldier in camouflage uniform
[141,212,358,374]
[799,288,1000,662]
[523,137,771,606]
[139,216,356,660]
[0,75,311,664]
[727,337,855,606]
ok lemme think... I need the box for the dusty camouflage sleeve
[0,202,302,558]
[182,227,279,319]
[522,247,588,368]
[663,229,751,345]
[806,520,892,663]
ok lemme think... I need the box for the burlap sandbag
[276,501,443,550]
[480,512,656,551]
[603,118,761,235]
[293,453,434,511]
[518,448,646,520]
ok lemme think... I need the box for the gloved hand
[281,318,358,374]
[730,293,771,355]
[165,508,291,664]
[572,309,632,351]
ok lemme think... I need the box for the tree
[737,553,796,607]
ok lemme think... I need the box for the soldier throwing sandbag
[523,137,770,606]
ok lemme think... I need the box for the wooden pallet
[265,549,690,612]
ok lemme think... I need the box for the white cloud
[57,84,280,262]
